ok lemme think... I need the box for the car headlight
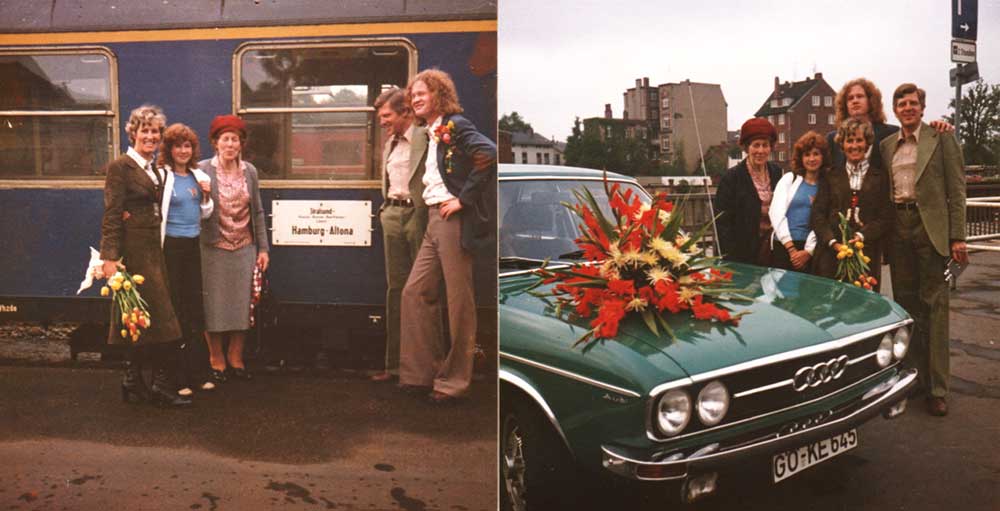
[892,327,910,360]
[876,333,893,367]
[656,389,691,437]
[696,381,730,427]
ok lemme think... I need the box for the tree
[564,117,605,170]
[947,79,1000,165]
[695,143,734,182]
[499,111,533,133]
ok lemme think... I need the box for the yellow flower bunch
[834,213,877,290]
[100,267,151,343]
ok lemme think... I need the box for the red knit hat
[739,117,777,146]
[209,114,246,140]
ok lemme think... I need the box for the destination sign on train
[271,200,372,247]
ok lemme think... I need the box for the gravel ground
[0,322,83,364]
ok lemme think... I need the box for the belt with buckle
[894,202,918,211]
[385,198,414,208]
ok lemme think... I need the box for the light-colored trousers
[399,208,476,396]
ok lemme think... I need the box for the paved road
[0,368,496,510]
[3,249,999,510]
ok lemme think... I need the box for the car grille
[652,333,890,440]
[722,335,883,423]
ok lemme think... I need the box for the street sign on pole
[950,63,980,87]
[951,39,977,63]
[952,0,978,41]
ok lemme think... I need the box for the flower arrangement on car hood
[532,179,747,346]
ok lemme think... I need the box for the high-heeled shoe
[150,368,193,408]
[121,360,149,403]
[209,369,227,384]
[229,367,253,381]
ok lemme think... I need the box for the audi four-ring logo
[792,355,849,392]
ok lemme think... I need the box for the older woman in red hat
[714,118,783,265]
[198,114,269,383]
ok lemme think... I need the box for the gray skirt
[201,243,256,332]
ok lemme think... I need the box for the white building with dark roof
[511,129,564,166]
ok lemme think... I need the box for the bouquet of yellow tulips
[100,268,151,343]
[834,212,877,290]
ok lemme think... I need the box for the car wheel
[500,394,574,511]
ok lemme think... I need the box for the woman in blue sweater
[158,123,214,397]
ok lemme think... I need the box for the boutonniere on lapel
[433,120,456,174]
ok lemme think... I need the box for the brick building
[583,103,649,143]
[753,72,836,168]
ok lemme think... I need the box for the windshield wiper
[556,249,586,260]
[498,256,546,269]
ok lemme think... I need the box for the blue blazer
[433,113,497,252]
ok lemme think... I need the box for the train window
[236,41,415,180]
[0,49,116,178]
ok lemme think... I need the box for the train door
[233,39,416,366]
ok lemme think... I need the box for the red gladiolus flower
[591,298,626,338]
[691,295,717,320]
[608,279,636,297]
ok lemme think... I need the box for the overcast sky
[499,0,1000,144]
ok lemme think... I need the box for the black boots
[150,367,193,408]
[120,360,149,403]
[123,344,192,408]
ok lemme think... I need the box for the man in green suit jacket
[372,87,429,382]
[879,83,968,417]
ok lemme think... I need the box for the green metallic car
[498,165,916,508]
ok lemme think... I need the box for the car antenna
[687,80,721,257]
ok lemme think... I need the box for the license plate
[772,429,858,483]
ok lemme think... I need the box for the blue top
[787,181,817,242]
[166,172,202,238]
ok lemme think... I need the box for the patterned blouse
[749,166,773,234]
[214,158,252,251]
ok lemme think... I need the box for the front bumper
[602,368,917,481]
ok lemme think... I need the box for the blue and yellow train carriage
[0,1,498,363]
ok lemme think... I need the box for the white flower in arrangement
[622,248,643,267]
[678,285,700,305]
[608,242,625,266]
[658,209,671,224]
[626,296,649,312]
[646,266,671,285]
[600,260,621,280]
[650,237,689,267]
[648,236,671,255]
[638,250,660,267]
[675,233,702,255]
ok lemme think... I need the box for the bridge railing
[967,196,1000,252]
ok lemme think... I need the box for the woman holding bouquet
[767,131,828,273]
[99,105,191,407]
[158,123,215,396]
[199,115,269,383]
[811,118,892,291]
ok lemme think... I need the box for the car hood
[499,262,909,389]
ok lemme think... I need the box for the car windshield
[499,179,650,261]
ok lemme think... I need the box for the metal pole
[955,68,963,144]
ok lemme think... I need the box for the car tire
[500,393,574,511]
